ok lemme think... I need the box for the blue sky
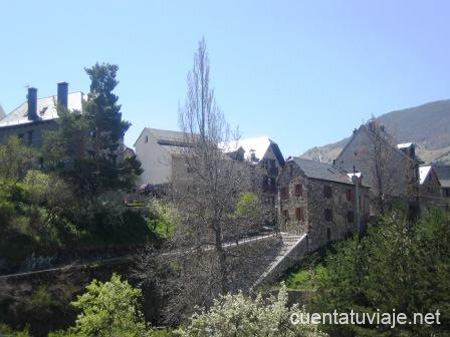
[1,1,449,156]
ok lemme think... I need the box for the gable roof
[419,165,432,185]
[434,166,450,188]
[0,92,85,128]
[221,137,285,166]
[290,157,354,185]
[144,127,192,156]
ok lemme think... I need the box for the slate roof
[147,128,187,143]
[146,128,192,155]
[434,166,450,188]
[290,157,354,185]
[0,92,85,128]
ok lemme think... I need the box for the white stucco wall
[135,129,173,185]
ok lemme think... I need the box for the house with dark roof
[418,164,450,210]
[0,83,85,148]
[277,157,370,250]
[434,166,450,208]
[334,120,420,213]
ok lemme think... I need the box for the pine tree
[44,63,141,196]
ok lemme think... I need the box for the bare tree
[366,118,417,214]
[136,39,279,325]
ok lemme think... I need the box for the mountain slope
[301,99,450,164]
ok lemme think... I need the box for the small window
[27,130,33,146]
[324,186,332,198]
[325,208,333,221]
[283,209,290,223]
[444,188,450,198]
[268,177,276,188]
[295,207,304,221]
[347,211,354,223]
[280,187,289,200]
[327,228,331,241]
[295,184,303,197]
[145,135,149,143]
[346,188,353,202]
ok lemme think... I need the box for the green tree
[68,273,150,337]
[312,209,449,336]
[44,63,142,197]
[0,136,34,181]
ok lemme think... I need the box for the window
[280,187,289,200]
[145,135,149,143]
[295,207,304,221]
[268,177,276,189]
[268,159,275,168]
[27,131,33,146]
[325,208,333,221]
[327,228,331,241]
[347,211,354,223]
[444,188,450,198]
[346,188,353,202]
[283,209,290,222]
[324,186,332,198]
[295,184,303,197]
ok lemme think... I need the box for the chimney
[27,87,38,120]
[57,82,69,109]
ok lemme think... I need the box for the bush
[177,283,327,337]
[67,273,150,337]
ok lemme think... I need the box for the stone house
[418,165,443,210]
[432,166,450,210]
[334,121,420,214]
[221,137,285,225]
[0,83,84,148]
[278,157,370,250]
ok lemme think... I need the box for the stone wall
[278,162,370,250]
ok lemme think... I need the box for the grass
[274,240,341,290]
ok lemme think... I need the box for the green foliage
[0,136,34,181]
[147,200,177,240]
[285,265,327,290]
[0,323,30,337]
[311,209,450,336]
[43,63,141,197]
[236,192,261,220]
[65,273,150,337]
[177,283,327,337]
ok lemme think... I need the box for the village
[1,2,450,334]
[1,82,449,250]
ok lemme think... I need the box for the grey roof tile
[291,157,353,185]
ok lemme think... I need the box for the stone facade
[334,122,419,214]
[278,158,370,250]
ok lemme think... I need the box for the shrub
[177,283,327,337]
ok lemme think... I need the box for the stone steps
[251,233,308,290]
